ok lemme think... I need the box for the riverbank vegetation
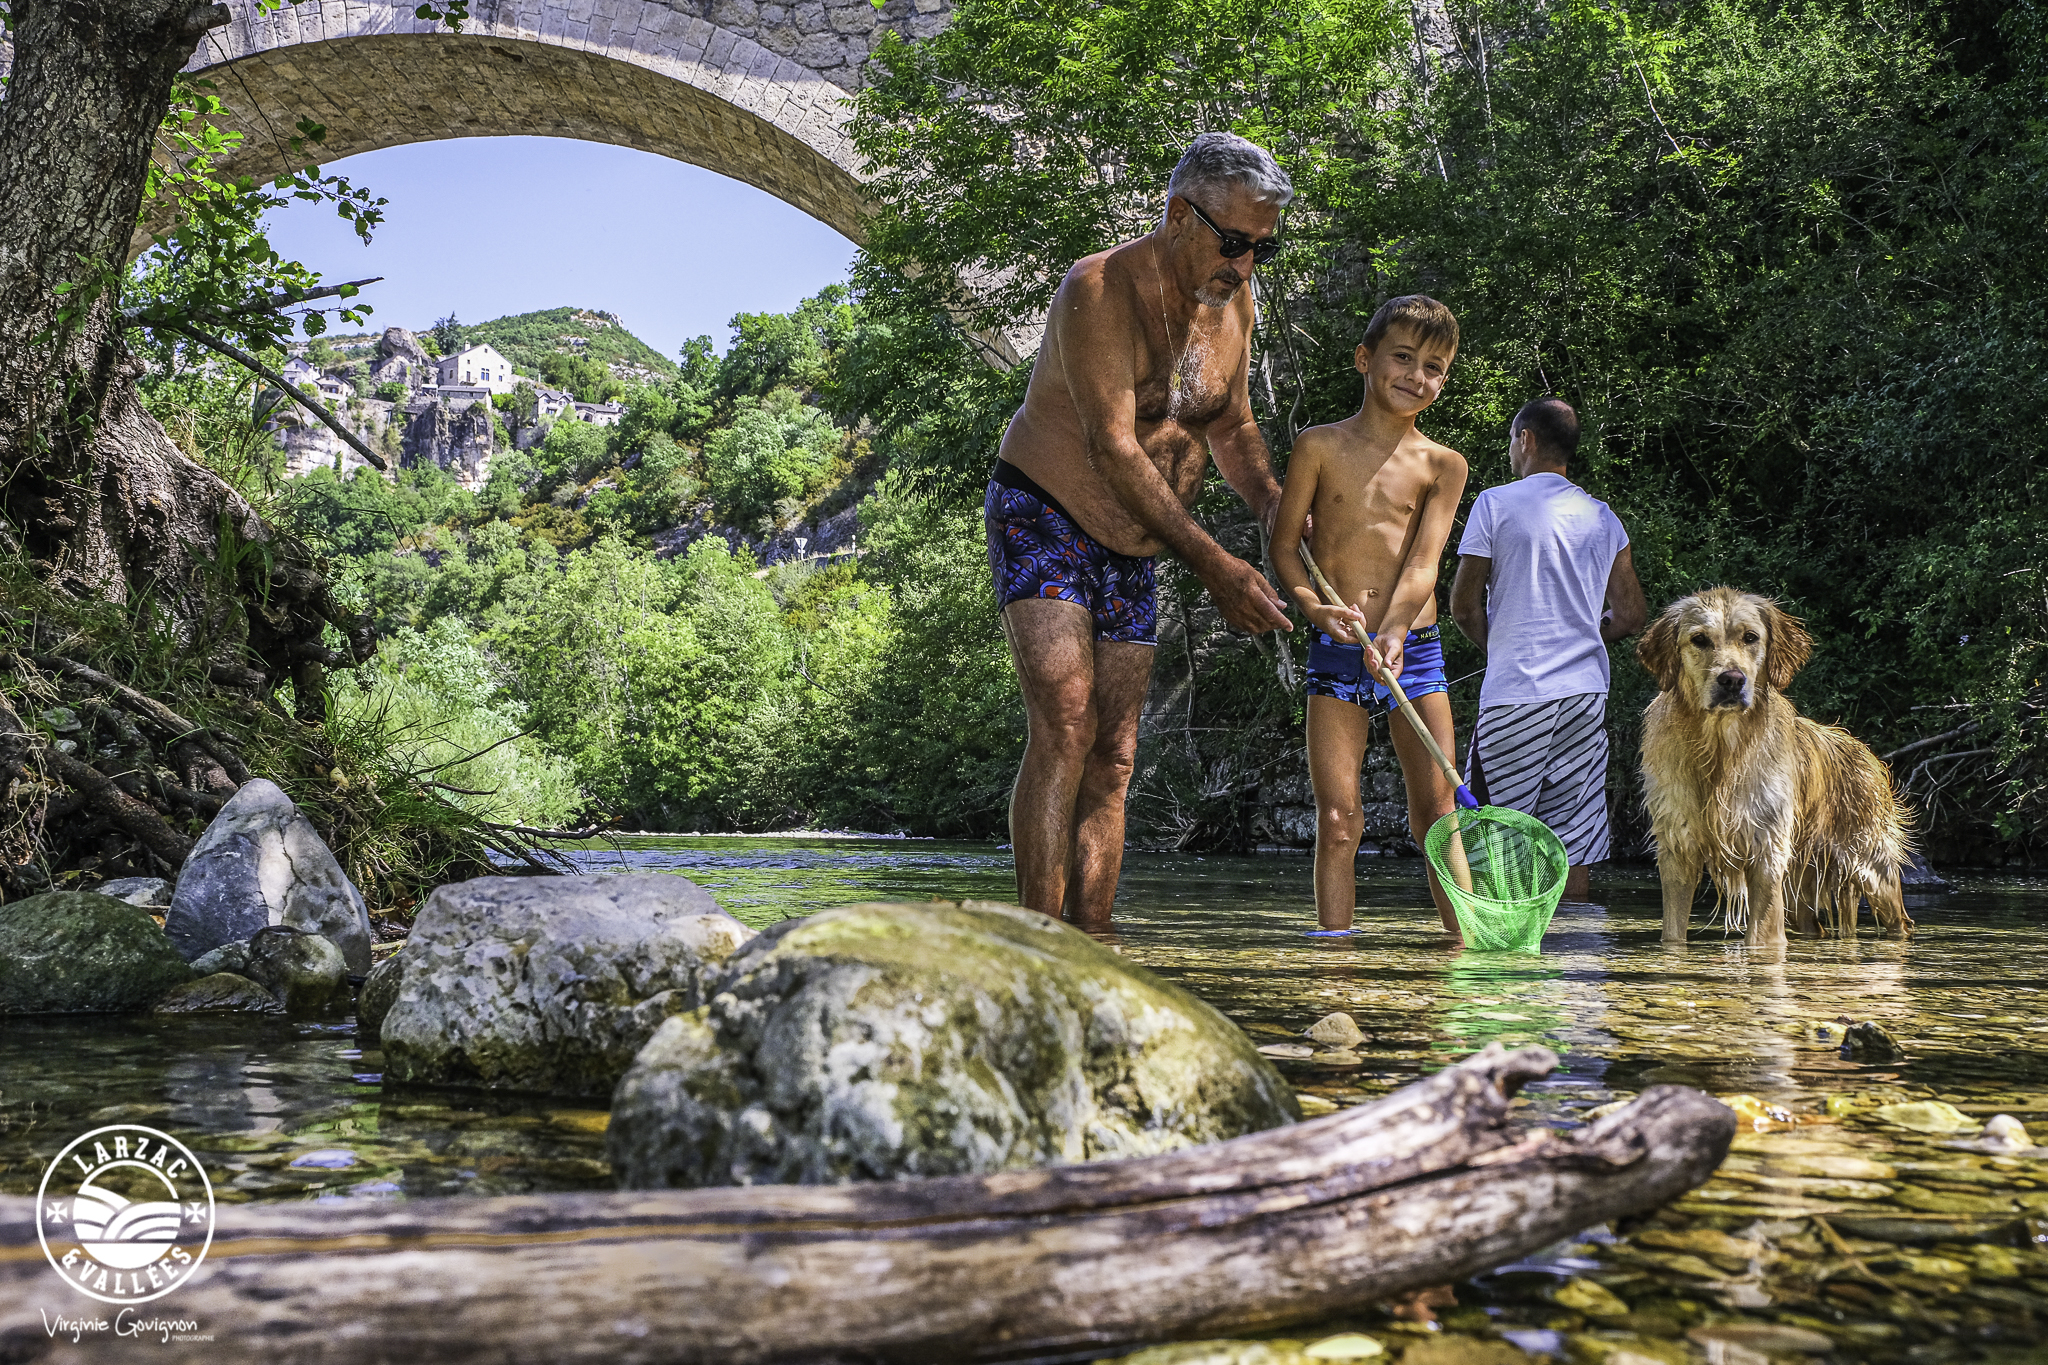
[846,0,2048,862]
[6,0,2044,905]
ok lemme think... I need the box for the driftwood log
[0,1044,1734,1363]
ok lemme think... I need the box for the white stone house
[434,342,520,394]
[534,387,573,420]
[280,356,320,387]
[573,401,624,427]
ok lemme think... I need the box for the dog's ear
[1637,610,1682,691]
[1764,601,1812,690]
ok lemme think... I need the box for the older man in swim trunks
[987,132,1295,924]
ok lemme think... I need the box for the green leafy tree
[538,413,612,489]
[701,388,843,526]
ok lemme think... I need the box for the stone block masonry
[149,0,960,248]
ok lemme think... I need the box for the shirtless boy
[1272,296,1468,933]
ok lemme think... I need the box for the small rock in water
[1257,1043,1316,1060]
[355,951,403,1038]
[95,877,173,909]
[1303,1335,1383,1360]
[166,778,375,972]
[1898,850,1948,889]
[1719,1094,1795,1130]
[288,1149,357,1169]
[1872,1099,1980,1134]
[1687,1323,1835,1355]
[153,973,283,1015]
[243,926,350,1016]
[1805,1016,1851,1045]
[1295,1094,1340,1117]
[1305,1011,1365,1048]
[1840,1019,1906,1062]
[189,941,251,977]
[1978,1113,2033,1152]
[1550,1276,1629,1318]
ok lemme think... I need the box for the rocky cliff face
[400,398,494,488]
[276,399,390,479]
[369,327,435,389]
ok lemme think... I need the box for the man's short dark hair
[1363,295,1459,356]
[1512,397,1580,466]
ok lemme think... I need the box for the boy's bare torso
[999,239,1253,558]
[1299,419,1458,634]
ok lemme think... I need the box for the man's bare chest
[1134,318,1236,430]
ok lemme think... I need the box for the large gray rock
[607,900,1299,1190]
[380,874,757,1097]
[165,778,374,972]
[0,892,193,1014]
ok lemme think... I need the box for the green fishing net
[1424,806,1569,952]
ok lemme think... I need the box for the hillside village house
[573,400,625,427]
[282,355,353,402]
[535,387,573,420]
[434,343,521,395]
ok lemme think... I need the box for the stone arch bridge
[178,0,955,242]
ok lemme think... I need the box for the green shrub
[702,387,841,526]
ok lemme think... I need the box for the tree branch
[28,653,250,785]
[1883,721,1981,763]
[155,321,388,472]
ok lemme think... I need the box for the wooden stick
[1296,542,1475,894]
[0,1045,1736,1363]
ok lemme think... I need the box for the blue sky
[259,136,858,359]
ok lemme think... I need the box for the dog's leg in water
[1745,860,1789,948]
[1786,866,1822,938]
[1657,851,1700,944]
[1870,871,1916,936]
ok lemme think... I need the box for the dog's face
[1637,587,1812,710]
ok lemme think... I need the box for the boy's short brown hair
[1363,294,1459,355]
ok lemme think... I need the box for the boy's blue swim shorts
[1304,622,1448,710]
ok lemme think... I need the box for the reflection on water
[4,837,2046,1361]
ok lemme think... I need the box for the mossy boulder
[607,900,1298,1189]
[153,972,284,1014]
[0,891,193,1014]
[380,874,758,1097]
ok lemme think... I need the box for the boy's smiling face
[1355,323,1456,418]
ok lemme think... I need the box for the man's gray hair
[1166,132,1294,208]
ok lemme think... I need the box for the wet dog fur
[1637,587,1914,946]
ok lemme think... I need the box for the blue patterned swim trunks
[985,460,1158,645]
[1304,622,1448,709]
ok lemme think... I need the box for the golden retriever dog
[1637,587,1914,946]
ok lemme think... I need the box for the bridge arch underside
[187,33,868,243]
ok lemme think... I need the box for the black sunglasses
[1183,197,1282,265]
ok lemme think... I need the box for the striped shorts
[1469,692,1612,865]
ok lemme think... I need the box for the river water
[5,837,2047,1363]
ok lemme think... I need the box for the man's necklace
[1154,240,1189,397]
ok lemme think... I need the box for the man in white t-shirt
[1449,398,1647,901]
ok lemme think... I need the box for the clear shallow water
[6,837,2048,1362]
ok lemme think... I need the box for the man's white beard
[1195,274,1242,308]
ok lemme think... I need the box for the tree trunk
[0,1045,1736,1363]
[0,1,357,706]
